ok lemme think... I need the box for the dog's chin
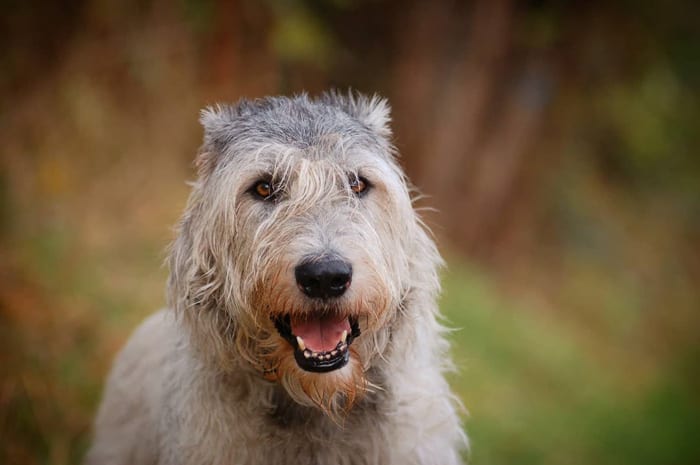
[275,346,366,416]
[271,313,361,373]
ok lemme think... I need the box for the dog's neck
[218,362,391,433]
[269,369,389,428]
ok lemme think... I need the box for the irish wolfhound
[86,92,466,465]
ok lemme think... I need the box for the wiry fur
[86,92,467,465]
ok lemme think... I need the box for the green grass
[441,265,700,465]
[2,224,698,464]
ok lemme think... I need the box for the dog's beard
[233,322,369,418]
[261,342,367,419]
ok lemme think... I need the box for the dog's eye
[349,176,369,196]
[251,180,275,200]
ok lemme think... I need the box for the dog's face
[169,94,438,415]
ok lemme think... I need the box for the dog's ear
[325,91,392,139]
[196,104,240,177]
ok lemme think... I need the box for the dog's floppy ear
[325,91,392,139]
[167,198,237,369]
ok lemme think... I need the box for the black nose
[295,259,352,299]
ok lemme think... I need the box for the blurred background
[1,0,699,463]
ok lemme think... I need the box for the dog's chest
[249,393,392,464]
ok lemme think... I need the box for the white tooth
[304,350,311,359]
[296,336,306,351]
[331,350,338,356]
[341,330,347,343]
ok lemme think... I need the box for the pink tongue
[291,314,351,352]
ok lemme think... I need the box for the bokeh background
[1,1,699,464]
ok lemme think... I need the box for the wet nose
[295,259,352,299]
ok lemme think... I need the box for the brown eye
[252,180,274,200]
[350,176,369,196]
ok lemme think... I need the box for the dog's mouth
[272,313,361,373]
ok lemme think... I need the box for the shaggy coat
[86,92,467,465]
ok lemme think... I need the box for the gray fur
[86,92,467,465]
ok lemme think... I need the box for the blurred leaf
[270,5,335,67]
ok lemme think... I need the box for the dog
[86,92,466,464]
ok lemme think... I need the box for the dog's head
[168,92,441,415]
